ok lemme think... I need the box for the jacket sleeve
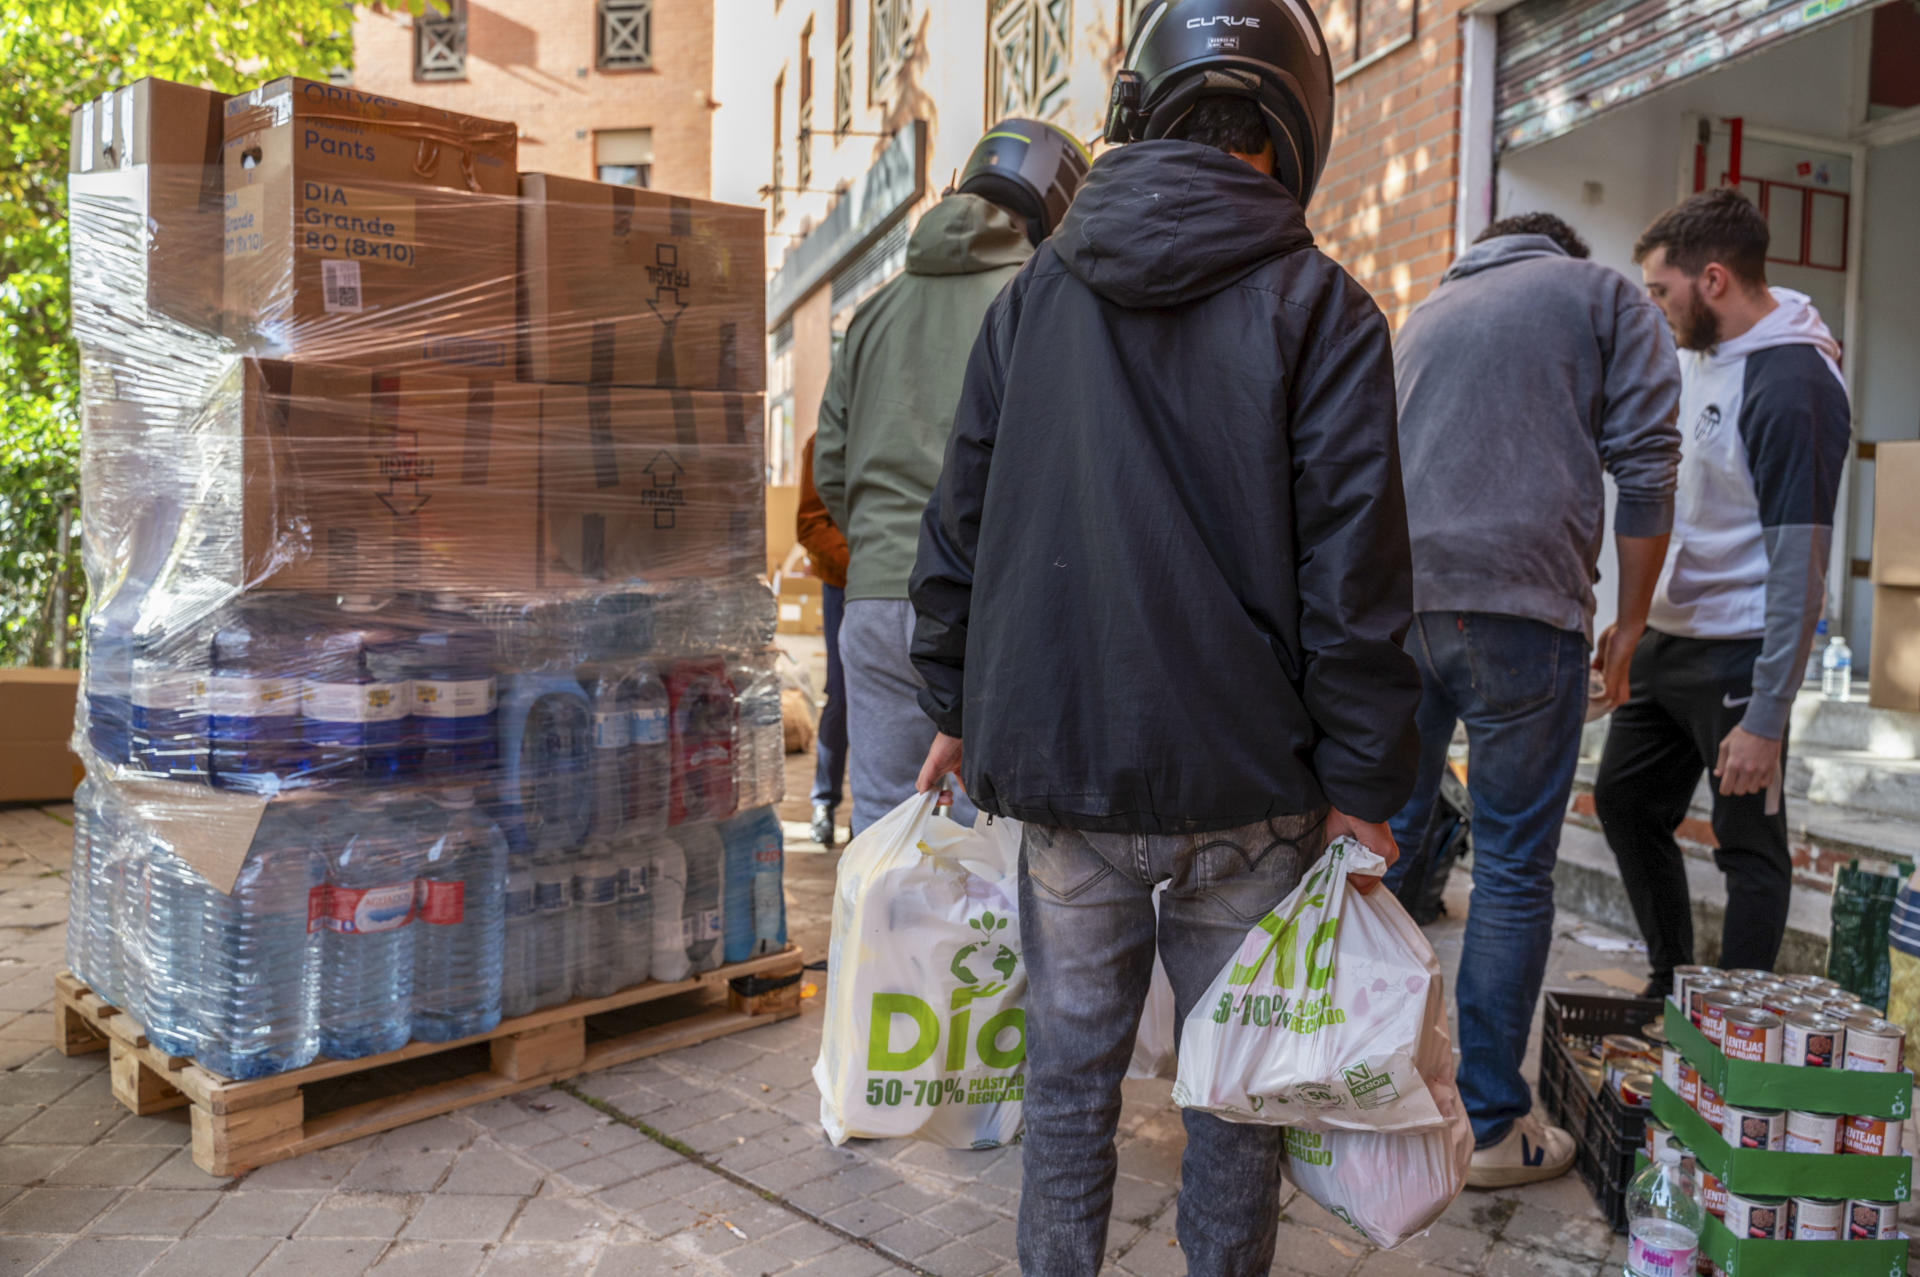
[814,343,853,530]
[1737,346,1852,740]
[1598,292,1683,537]
[796,436,850,585]
[909,296,1012,739]
[1288,290,1423,822]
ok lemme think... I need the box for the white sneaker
[1466,1113,1576,1188]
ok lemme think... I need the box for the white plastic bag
[1171,836,1448,1133]
[1127,885,1177,1080]
[813,791,1026,1148]
[1281,1023,1473,1247]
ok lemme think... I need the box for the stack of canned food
[1641,964,1910,1265]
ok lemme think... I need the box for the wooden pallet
[53,947,805,1176]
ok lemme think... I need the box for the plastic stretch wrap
[64,76,786,1077]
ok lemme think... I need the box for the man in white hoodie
[1595,187,1851,993]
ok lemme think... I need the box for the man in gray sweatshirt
[1386,213,1681,1187]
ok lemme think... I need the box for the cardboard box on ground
[1871,442,1920,711]
[0,670,84,803]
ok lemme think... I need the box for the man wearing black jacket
[908,3,1420,1271]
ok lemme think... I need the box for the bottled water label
[133,668,208,711]
[416,879,466,925]
[534,876,569,914]
[313,882,418,934]
[629,706,669,745]
[207,676,301,717]
[306,680,410,723]
[682,909,723,947]
[412,677,497,718]
[505,880,536,920]
[1627,1232,1694,1277]
[577,871,620,906]
[618,864,650,901]
[594,709,629,750]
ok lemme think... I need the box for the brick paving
[4,761,1916,1276]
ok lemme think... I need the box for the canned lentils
[1672,964,1717,1010]
[1782,1011,1843,1068]
[1700,1169,1727,1218]
[1660,1044,1681,1091]
[1846,1200,1900,1240]
[1841,1015,1906,1072]
[1720,1103,1784,1150]
[1723,1191,1784,1240]
[1719,1008,1783,1063]
[1783,1109,1843,1155]
[1841,1112,1905,1156]
[1696,1080,1724,1132]
[1677,1058,1701,1111]
[1688,979,1732,1027]
[1786,1197,1845,1240]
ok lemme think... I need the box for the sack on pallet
[813,790,1025,1148]
[1172,837,1448,1133]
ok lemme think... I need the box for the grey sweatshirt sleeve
[814,344,854,530]
[1597,291,1682,537]
[1737,345,1852,739]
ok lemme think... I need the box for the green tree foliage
[0,0,363,665]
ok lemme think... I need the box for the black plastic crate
[1539,990,1664,1233]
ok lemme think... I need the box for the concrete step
[1789,690,1920,757]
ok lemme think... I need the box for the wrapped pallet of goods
[55,77,800,1175]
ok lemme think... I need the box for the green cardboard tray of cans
[1629,965,1913,1268]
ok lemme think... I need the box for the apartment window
[989,0,1072,121]
[798,19,815,191]
[772,72,786,222]
[835,0,855,135]
[595,129,653,188]
[414,0,467,82]
[871,0,913,101]
[598,0,654,71]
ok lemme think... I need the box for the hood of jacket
[1051,140,1315,309]
[904,193,1033,277]
[1440,232,1569,282]
[1713,287,1841,365]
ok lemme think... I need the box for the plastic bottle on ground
[612,832,655,990]
[570,839,623,999]
[1624,1146,1704,1277]
[1821,632,1853,703]
[208,597,306,793]
[411,788,509,1043]
[647,834,691,982]
[674,822,725,974]
[531,852,575,1009]
[193,808,326,1079]
[500,856,538,1020]
[319,796,423,1059]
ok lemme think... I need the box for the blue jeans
[1018,814,1322,1277]
[1385,612,1588,1147]
[810,585,847,809]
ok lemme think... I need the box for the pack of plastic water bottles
[62,77,786,1080]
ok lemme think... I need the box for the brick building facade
[349,0,719,197]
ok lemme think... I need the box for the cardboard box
[1873,442,1920,588]
[518,174,766,391]
[0,669,85,804]
[776,573,825,636]
[537,385,767,585]
[1870,586,1920,711]
[222,78,518,378]
[68,78,230,333]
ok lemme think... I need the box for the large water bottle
[668,661,736,824]
[745,658,787,807]
[1624,1146,1704,1277]
[531,852,574,1009]
[1821,633,1853,703]
[626,664,672,834]
[721,807,786,963]
[303,598,411,785]
[726,660,760,812]
[583,666,636,840]
[83,606,135,767]
[571,840,623,998]
[87,786,131,1009]
[499,676,595,854]
[674,822,725,974]
[612,832,655,990]
[648,834,691,982]
[194,809,326,1079]
[411,788,508,1042]
[130,617,210,783]
[500,856,538,1020]
[208,598,306,793]
[409,611,498,782]
[66,776,100,981]
[139,841,211,1058]
[319,796,423,1058]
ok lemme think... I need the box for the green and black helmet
[956,119,1093,246]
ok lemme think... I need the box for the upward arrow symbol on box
[644,451,684,487]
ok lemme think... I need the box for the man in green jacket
[814,119,1087,835]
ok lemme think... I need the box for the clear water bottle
[130,618,210,784]
[66,776,100,982]
[721,806,787,963]
[582,666,636,839]
[648,833,691,982]
[139,841,211,1058]
[208,598,306,793]
[194,809,326,1079]
[500,856,538,1020]
[499,675,595,855]
[88,786,131,1009]
[83,606,135,767]
[668,661,736,824]
[612,832,655,989]
[319,796,423,1059]
[303,598,411,785]
[675,822,725,974]
[411,788,509,1042]
[409,612,497,781]
[531,852,574,1009]
[727,660,760,811]
[746,659,787,807]
[1821,632,1853,703]
[1624,1146,1704,1277]
[570,840,623,998]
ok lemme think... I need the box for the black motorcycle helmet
[956,119,1093,245]
[1105,0,1336,208]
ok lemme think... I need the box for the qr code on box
[322,260,363,313]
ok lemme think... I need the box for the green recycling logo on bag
[865,908,1027,1097]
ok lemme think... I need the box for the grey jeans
[840,598,977,835]
[1019,814,1325,1276]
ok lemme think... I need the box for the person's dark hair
[1475,212,1590,259]
[1633,186,1769,285]
[1170,96,1270,157]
